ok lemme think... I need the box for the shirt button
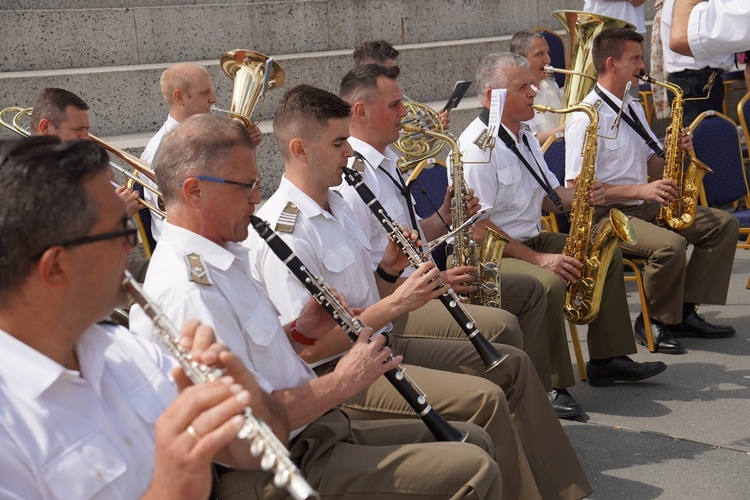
[124,436,133,446]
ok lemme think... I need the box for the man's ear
[605,56,617,73]
[351,101,367,122]
[38,118,52,135]
[180,177,202,204]
[173,89,184,106]
[37,247,70,288]
[289,137,306,161]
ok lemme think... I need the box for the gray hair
[476,52,530,97]
[154,114,255,207]
[0,136,107,304]
[510,31,545,59]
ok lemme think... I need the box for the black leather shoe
[634,314,686,354]
[669,311,736,338]
[548,389,583,419]
[586,356,668,387]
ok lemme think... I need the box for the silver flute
[121,271,319,500]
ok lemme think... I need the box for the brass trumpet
[0,106,165,219]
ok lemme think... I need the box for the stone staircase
[0,0,654,197]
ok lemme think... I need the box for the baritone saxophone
[532,103,637,324]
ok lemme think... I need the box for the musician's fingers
[177,319,202,351]
[186,386,248,451]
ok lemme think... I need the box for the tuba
[217,49,285,129]
[638,72,711,230]
[553,10,636,110]
[533,103,637,324]
[397,102,508,308]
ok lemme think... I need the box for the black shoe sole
[554,408,584,419]
[634,335,687,354]
[587,363,668,387]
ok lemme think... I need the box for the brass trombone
[0,106,165,219]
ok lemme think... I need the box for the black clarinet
[342,159,505,371]
[251,215,467,443]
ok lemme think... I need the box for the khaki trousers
[503,231,637,389]
[595,203,739,324]
[213,410,503,499]
[398,272,554,391]
[320,334,592,500]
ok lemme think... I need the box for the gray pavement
[561,243,750,499]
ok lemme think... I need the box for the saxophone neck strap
[478,108,566,214]
[594,86,665,158]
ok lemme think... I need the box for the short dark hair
[339,64,401,104]
[352,40,400,66]
[155,114,255,207]
[30,88,89,133]
[510,31,545,58]
[592,28,644,75]
[0,137,107,303]
[274,85,351,160]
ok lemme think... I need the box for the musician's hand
[464,188,481,217]
[588,180,606,205]
[534,252,581,287]
[296,291,349,340]
[248,124,263,146]
[116,186,144,217]
[381,226,419,274]
[640,178,677,205]
[679,127,693,152]
[442,265,478,294]
[438,109,451,130]
[391,261,446,313]
[146,377,250,500]
[334,327,402,398]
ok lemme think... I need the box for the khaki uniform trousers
[213,410,503,499]
[318,334,592,500]
[502,231,637,389]
[595,203,739,324]
[397,272,554,391]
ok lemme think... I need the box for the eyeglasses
[32,216,139,260]
[179,175,259,191]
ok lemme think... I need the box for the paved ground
[560,244,750,499]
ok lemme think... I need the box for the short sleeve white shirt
[248,176,383,331]
[583,0,646,33]
[527,78,564,135]
[140,115,180,242]
[0,324,177,499]
[337,137,426,278]
[565,85,660,206]
[688,0,750,59]
[458,117,560,242]
[129,222,316,397]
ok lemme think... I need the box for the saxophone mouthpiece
[638,71,654,84]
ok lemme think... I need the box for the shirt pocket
[41,432,127,500]
[496,164,527,210]
[242,303,284,377]
[321,241,356,274]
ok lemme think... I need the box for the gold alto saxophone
[639,73,711,230]
[532,103,637,324]
[396,101,508,308]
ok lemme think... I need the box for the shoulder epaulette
[592,99,603,110]
[275,201,299,233]
[185,253,212,286]
[473,128,489,149]
[351,155,366,173]
[521,123,531,132]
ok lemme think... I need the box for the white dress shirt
[337,137,428,279]
[129,222,316,401]
[139,115,180,242]
[688,0,750,59]
[527,78,564,135]
[583,0,646,33]
[565,84,660,205]
[248,176,386,336]
[0,323,177,499]
[459,117,559,242]
[661,0,734,74]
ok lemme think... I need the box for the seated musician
[248,83,591,500]
[30,87,141,217]
[565,28,738,354]
[457,52,668,388]
[0,136,287,499]
[129,113,505,499]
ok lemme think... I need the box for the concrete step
[1,0,577,72]
[92,96,486,200]
[0,36,513,138]
[0,0,285,10]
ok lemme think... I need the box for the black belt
[670,67,721,76]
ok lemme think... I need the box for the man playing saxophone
[565,28,738,354]
[458,52,667,396]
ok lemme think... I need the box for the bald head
[159,62,218,121]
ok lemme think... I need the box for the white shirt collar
[595,83,636,109]
[161,222,246,272]
[348,137,387,171]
